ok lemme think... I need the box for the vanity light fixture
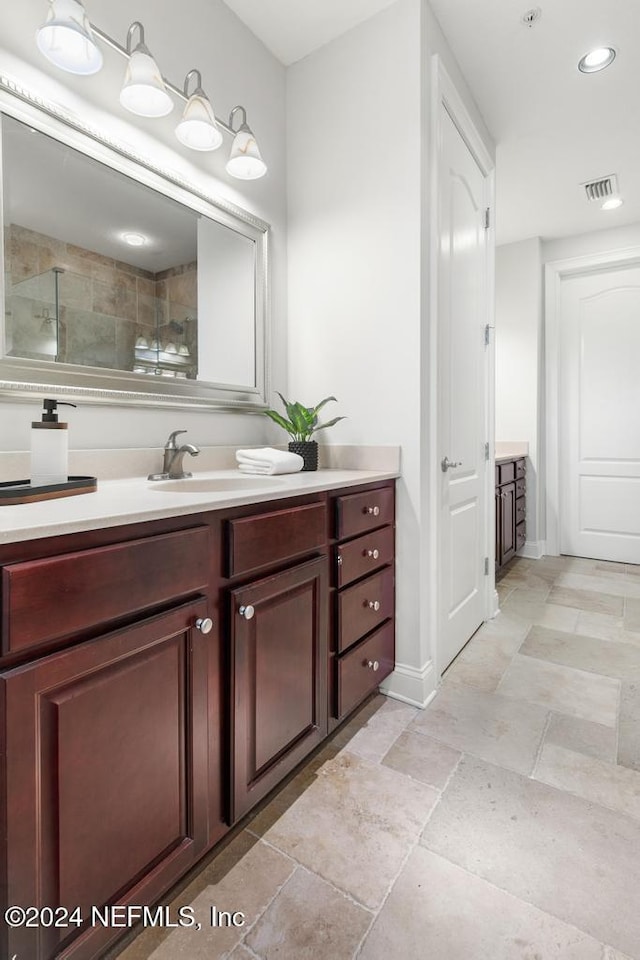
[578,46,616,73]
[119,22,173,118]
[226,106,267,181]
[35,1,267,178]
[175,69,223,151]
[36,0,103,75]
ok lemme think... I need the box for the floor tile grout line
[530,710,552,780]
[351,781,444,960]
[414,846,616,957]
[251,832,376,915]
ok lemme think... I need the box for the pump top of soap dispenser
[33,398,77,428]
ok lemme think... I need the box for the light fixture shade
[226,124,267,180]
[119,46,173,117]
[36,0,103,75]
[176,91,223,151]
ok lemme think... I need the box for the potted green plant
[263,393,346,471]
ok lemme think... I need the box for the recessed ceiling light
[122,232,147,246]
[601,197,623,211]
[578,47,616,73]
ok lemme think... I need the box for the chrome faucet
[148,430,200,480]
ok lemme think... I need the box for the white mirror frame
[0,75,271,411]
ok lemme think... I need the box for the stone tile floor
[113,555,640,960]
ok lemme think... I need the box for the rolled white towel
[235,447,303,475]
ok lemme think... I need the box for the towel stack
[236,447,304,475]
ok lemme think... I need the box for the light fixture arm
[228,105,248,132]
[183,69,203,97]
[125,21,145,54]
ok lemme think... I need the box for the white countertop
[0,467,398,545]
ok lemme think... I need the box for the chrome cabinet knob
[441,457,463,472]
[366,548,380,560]
[337,554,343,566]
[367,660,380,672]
[367,600,381,611]
[195,617,213,634]
[239,604,255,620]
[366,505,380,516]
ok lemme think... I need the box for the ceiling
[223,0,640,245]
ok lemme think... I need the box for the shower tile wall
[5,223,197,372]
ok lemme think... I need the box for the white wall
[0,0,286,451]
[286,0,494,705]
[495,237,542,550]
[543,222,640,264]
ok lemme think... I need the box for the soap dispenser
[30,399,76,487]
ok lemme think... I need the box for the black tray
[0,476,97,505]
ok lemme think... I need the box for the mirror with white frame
[0,79,270,410]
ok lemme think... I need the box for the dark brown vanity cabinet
[332,486,396,722]
[0,525,221,960]
[495,457,526,573]
[0,479,395,960]
[230,557,328,820]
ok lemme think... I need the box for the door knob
[195,617,213,634]
[441,457,462,472]
[239,604,255,620]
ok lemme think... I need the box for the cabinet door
[1,598,210,960]
[500,481,517,566]
[230,557,328,820]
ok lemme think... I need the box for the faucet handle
[165,429,187,449]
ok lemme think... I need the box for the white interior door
[438,107,489,672]
[560,265,640,562]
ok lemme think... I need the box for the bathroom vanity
[0,470,396,960]
[495,455,526,573]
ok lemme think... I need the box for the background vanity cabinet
[331,486,396,721]
[495,457,526,573]
[0,523,223,960]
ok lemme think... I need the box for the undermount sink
[149,476,284,493]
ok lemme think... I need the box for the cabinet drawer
[498,461,515,485]
[516,497,526,525]
[2,526,210,655]
[335,486,394,540]
[516,458,526,479]
[338,566,394,653]
[337,620,394,719]
[227,501,326,577]
[516,477,526,499]
[336,526,394,588]
[516,521,526,550]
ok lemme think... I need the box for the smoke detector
[582,174,619,203]
[521,7,542,28]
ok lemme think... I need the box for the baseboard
[380,658,437,709]
[518,539,546,560]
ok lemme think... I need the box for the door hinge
[484,324,492,346]
[484,442,490,461]
[484,207,491,230]
[484,557,489,576]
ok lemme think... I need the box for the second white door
[559,264,640,563]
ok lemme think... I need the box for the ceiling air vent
[583,174,619,203]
